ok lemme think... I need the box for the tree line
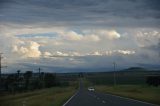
[146,76,160,87]
[0,70,60,94]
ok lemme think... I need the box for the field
[95,85,160,105]
[0,86,77,106]
[84,70,160,105]
[86,70,160,85]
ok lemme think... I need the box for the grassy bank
[95,85,160,105]
[0,86,76,106]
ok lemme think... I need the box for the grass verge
[0,86,76,106]
[95,85,160,105]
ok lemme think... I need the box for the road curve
[64,80,159,106]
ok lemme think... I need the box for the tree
[39,72,45,88]
[16,70,21,86]
[5,74,16,93]
[17,70,20,78]
[44,73,56,88]
[32,72,45,89]
[146,76,160,87]
[24,71,32,90]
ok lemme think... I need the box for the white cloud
[43,52,52,57]
[13,41,41,58]
[47,50,135,58]
[89,51,102,56]
[88,50,135,56]
[116,50,135,55]
[71,52,84,56]
[58,31,82,41]
[54,29,120,42]
[83,34,100,42]
[57,30,100,42]
[98,30,121,40]
[54,51,69,57]
[83,29,121,40]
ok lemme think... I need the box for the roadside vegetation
[95,85,160,105]
[0,70,79,106]
[0,86,77,106]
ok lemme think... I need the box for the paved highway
[64,80,159,106]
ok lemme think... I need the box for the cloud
[57,30,100,42]
[0,0,160,72]
[13,41,41,58]
[58,31,83,41]
[0,0,159,28]
[56,29,120,42]
[54,51,69,57]
[43,52,52,57]
[15,33,58,38]
[83,34,100,42]
[142,38,160,57]
[48,50,135,58]
[115,50,135,55]
[89,51,102,56]
[0,23,160,71]
[110,50,134,55]
[93,30,121,40]
[135,29,160,47]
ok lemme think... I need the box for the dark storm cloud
[146,0,160,11]
[0,0,159,27]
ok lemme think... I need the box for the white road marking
[63,91,79,106]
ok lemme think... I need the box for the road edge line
[62,91,79,106]
[105,93,159,106]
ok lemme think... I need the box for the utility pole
[113,62,116,86]
[38,67,41,79]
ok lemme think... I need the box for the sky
[0,0,160,73]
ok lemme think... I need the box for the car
[88,87,95,91]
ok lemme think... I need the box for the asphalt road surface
[64,80,159,106]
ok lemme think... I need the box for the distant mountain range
[3,63,160,73]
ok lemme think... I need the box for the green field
[0,86,76,106]
[95,85,160,105]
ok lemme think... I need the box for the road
[64,80,159,106]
